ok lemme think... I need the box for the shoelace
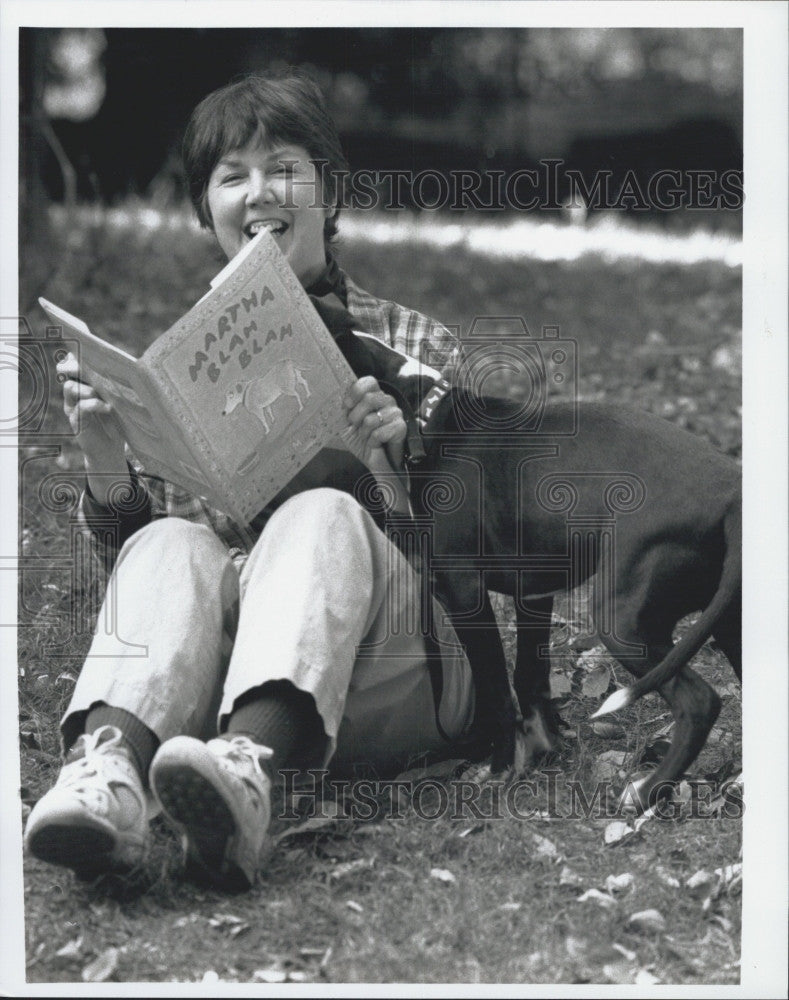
[64,725,127,772]
[219,736,274,775]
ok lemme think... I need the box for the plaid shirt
[78,270,459,569]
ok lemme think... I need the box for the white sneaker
[24,725,148,877]
[150,735,273,890]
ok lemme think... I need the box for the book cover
[39,230,361,523]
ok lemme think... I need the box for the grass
[17,205,742,984]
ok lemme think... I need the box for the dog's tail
[591,500,741,718]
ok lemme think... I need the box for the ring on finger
[376,409,384,426]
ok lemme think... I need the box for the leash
[304,294,459,744]
[377,377,458,744]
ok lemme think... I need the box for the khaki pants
[63,489,475,774]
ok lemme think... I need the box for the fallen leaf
[714,862,742,886]
[345,900,363,913]
[655,866,680,889]
[55,936,83,959]
[577,888,618,909]
[458,823,485,838]
[329,858,374,881]
[550,672,573,697]
[430,867,456,884]
[594,750,628,782]
[633,806,657,832]
[530,832,560,860]
[627,909,666,933]
[81,947,119,983]
[201,971,219,983]
[612,942,636,961]
[593,720,626,739]
[559,865,584,888]
[582,664,611,699]
[605,872,634,894]
[288,971,309,982]
[685,869,714,895]
[208,912,244,929]
[253,968,287,983]
[635,969,661,985]
[604,821,633,846]
[499,902,521,911]
[603,958,635,984]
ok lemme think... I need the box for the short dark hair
[183,69,348,250]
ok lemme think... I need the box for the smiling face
[206,139,334,286]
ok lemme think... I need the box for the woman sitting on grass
[24,70,475,891]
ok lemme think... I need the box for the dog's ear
[332,330,376,380]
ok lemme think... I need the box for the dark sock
[84,705,159,784]
[223,680,324,778]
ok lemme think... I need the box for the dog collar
[403,377,452,469]
[417,377,452,431]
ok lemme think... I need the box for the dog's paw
[518,709,558,770]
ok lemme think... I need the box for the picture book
[39,230,362,524]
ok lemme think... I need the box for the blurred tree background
[19,27,742,305]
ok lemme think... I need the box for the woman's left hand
[344,376,407,469]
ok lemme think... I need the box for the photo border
[1,3,786,996]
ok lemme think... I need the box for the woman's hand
[56,352,130,502]
[344,376,407,469]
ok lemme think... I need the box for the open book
[39,230,362,525]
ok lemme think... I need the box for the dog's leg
[442,575,517,773]
[513,596,561,766]
[638,666,721,808]
[711,587,742,682]
[600,612,720,812]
